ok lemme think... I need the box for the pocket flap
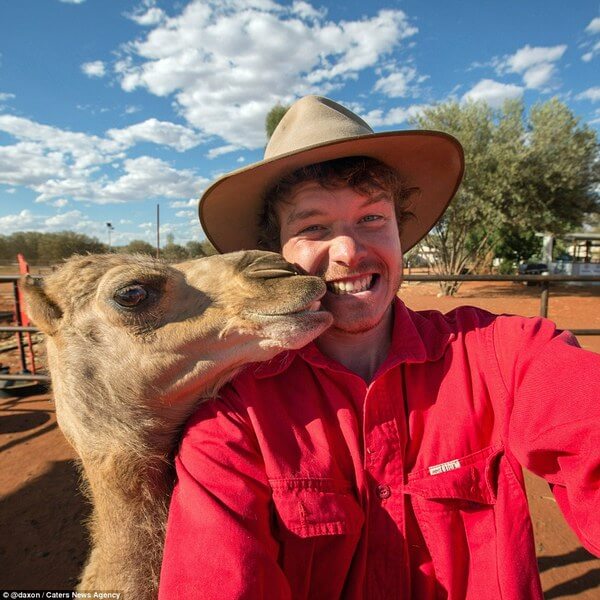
[405,445,503,506]
[270,478,364,538]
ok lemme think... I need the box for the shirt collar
[252,297,455,380]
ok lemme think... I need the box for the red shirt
[159,300,600,599]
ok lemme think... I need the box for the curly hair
[257,156,415,251]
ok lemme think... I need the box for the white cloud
[291,1,326,20]
[94,156,207,203]
[576,87,600,102]
[170,198,197,208]
[175,210,195,218]
[0,141,69,186]
[0,114,123,169]
[107,118,204,151]
[496,44,566,89]
[0,92,15,101]
[34,156,209,205]
[45,210,86,228]
[0,210,37,230]
[585,17,600,34]
[59,0,86,4]
[374,67,417,98]
[589,108,600,125]
[503,45,566,73]
[206,144,241,159]
[0,114,209,205]
[0,206,149,243]
[115,0,418,148]
[522,63,555,89]
[581,40,600,62]
[51,198,69,208]
[462,79,524,108]
[126,0,166,26]
[81,61,106,78]
[362,104,428,127]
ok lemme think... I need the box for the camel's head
[20,251,332,449]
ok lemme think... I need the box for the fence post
[540,280,550,318]
[12,280,29,373]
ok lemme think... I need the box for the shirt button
[376,484,391,499]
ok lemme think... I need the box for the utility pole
[156,204,160,259]
[106,222,114,252]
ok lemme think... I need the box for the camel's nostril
[246,266,297,279]
[246,257,299,279]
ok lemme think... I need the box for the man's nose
[329,234,367,266]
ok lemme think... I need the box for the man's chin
[328,313,388,336]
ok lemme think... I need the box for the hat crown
[264,95,374,160]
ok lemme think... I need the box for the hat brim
[199,130,464,254]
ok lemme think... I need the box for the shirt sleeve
[493,316,600,556]
[158,386,292,599]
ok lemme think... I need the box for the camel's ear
[19,275,63,336]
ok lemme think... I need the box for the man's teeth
[328,275,373,295]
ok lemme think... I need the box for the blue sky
[1,0,599,247]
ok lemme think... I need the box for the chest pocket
[404,445,505,600]
[269,478,365,599]
[269,477,364,538]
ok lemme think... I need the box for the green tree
[525,98,598,232]
[37,231,106,262]
[161,233,189,262]
[0,231,106,262]
[200,239,218,256]
[411,101,500,294]
[411,98,599,294]
[122,240,156,255]
[265,104,289,140]
[185,240,218,257]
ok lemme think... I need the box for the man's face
[277,182,403,335]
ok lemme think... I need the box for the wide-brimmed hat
[199,95,464,253]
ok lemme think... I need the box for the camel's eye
[113,285,148,308]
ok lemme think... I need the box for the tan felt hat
[199,95,464,253]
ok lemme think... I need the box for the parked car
[518,262,548,285]
[518,262,548,275]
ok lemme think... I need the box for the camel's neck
[78,451,173,597]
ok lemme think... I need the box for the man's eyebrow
[286,208,326,226]
[286,192,392,225]
[361,191,392,207]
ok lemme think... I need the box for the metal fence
[403,273,600,336]
[1,273,599,384]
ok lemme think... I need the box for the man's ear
[19,275,62,336]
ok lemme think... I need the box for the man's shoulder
[409,303,548,335]
[404,302,565,354]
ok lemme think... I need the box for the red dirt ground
[0,279,599,597]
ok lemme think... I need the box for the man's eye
[298,224,324,234]
[361,215,383,223]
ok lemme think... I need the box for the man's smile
[326,274,379,295]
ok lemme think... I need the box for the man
[159,96,600,599]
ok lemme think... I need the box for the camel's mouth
[290,298,322,314]
[251,297,328,319]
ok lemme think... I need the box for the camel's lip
[250,300,328,318]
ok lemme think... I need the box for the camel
[21,250,332,599]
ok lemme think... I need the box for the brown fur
[21,250,332,599]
